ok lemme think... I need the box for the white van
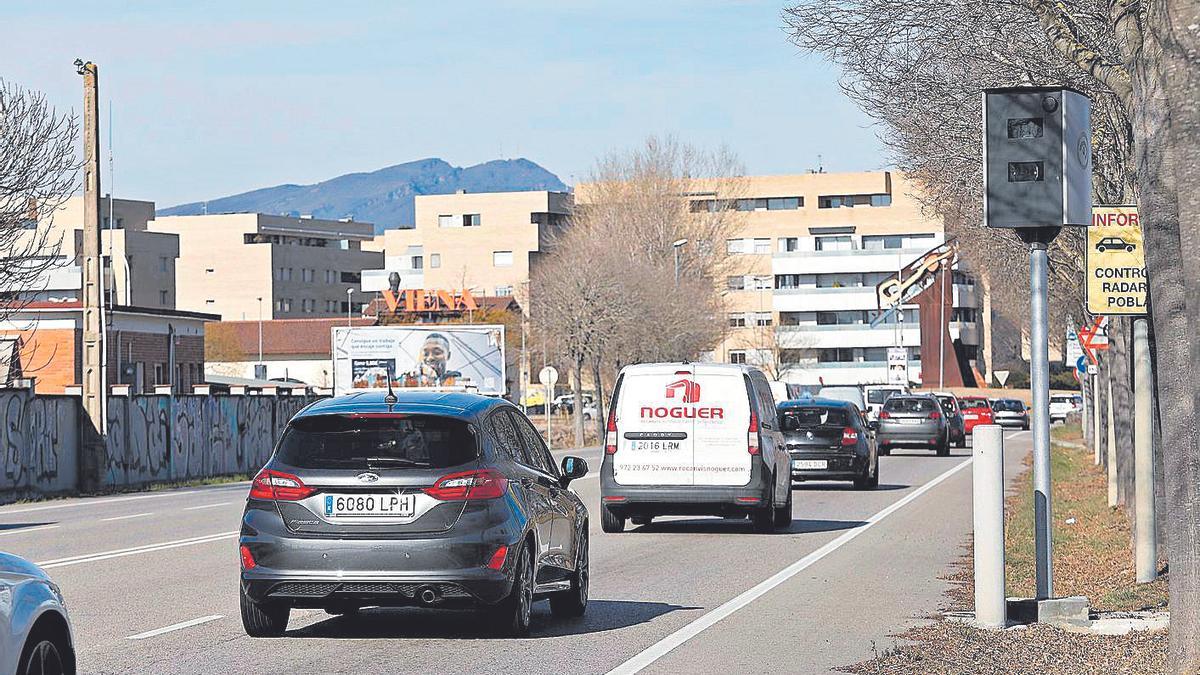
[862,384,910,422]
[599,363,793,533]
[816,386,866,414]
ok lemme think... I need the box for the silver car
[0,553,75,675]
[873,394,950,456]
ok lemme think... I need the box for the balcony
[775,324,920,350]
[772,245,941,276]
[778,361,922,386]
[773,286,881,312]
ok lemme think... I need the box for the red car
[959,396,995,435]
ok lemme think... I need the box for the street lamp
[346,287,354,326]
[672,238,689,284]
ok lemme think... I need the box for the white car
[1049,394,1083,423]
[817,386,866,414]
[863,384,909,422]
[1,553,75,675]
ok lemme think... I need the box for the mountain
[158,158,568,233]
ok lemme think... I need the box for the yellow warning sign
[1087,205,1146,315]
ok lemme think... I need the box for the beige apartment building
[697,171,982,386]
[148,213,382,320]
[362,190,571,299]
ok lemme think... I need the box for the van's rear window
[781,407,850,430]
[867,389,902,404]
[276,414,478,469]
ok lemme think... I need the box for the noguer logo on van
[640,379,724,420]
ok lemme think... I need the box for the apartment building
[362,190,571,299]
[148,213,382,320]
[699,172,983,387]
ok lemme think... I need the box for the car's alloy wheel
[491,544,534,636]
[20,637,66,675]
[550,528,589,617]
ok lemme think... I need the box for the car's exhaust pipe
[417,586,440,605]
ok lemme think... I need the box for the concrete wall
[0,390,319,503]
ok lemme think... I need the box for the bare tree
[0,80,80,379]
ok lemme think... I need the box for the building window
[412,255,424,270]
[952,271,975,285]
[728,313,747,328]
[493,251,513,267]
[205,299,215,305]
[816,310,866,325]
[870,194,893,207]
[752,238,771,255]
[729,350,747,365]
[726,239,743,255]
[952,307,979,322]
[325,270,334,283]
[495,285,513,297]
[767,196,803,210]
[430,253,441,268]
[779,312,804,326]
[339,271,361,283]
[735,198,768,211]
[817,348,857,363]
[814,235,854,251]
[862,235,904,250]
[154,364,164,385]
[438,214,455,228]
[463,213,481,227]
[727,276,746,291]
[159,290,168,306]
[159,256,170,273]
[754,312,772,327]
[300,268,312,282]
[752,275,772,290]
[775,274,802,289]
[778,237,799,252]
[816,273,862,288]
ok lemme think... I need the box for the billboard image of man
[404,332,463,387]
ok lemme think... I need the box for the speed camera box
[983,87,1092,228]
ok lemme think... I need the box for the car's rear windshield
[1051,395,1074,403]
[883,397,937,413]
[780,407,850,430]
[960,399,989,410]
[994,400,1025,412]
[276,414,478,469]
[867,388,902,404]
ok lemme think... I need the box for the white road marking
[127,615,223,640]
[0,483,250,515]
[183,502,234,511]
[607,456,978,675]
[36,531,238,570]
[101,512,153,522]
[0,524,61,537]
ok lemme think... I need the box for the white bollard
[973,424,1006,629]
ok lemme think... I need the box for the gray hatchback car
[239,391,591,637]
[0,553,75,675]
[874,394,950,456]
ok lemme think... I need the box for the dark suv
[238,391,590,637]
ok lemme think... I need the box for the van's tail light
[841,427,859,446]
[605,408,618,455]
[880,411,891,420]
[249,469,315,501]
[424,469,507,501]
[929,411,942,420]
[747,412,761,455]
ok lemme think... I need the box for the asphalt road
[0,431,1031,674]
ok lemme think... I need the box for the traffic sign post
[984,86,1092,602]
[539,366,559,451]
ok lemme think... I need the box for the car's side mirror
[561,456,588,484]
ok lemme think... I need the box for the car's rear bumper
[787,451,868,481]
[993,416,1029,427]
[599,457,772,516]
[876,425,943,445]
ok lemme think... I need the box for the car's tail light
[239,544,256,570]
[841,427,859,446]
[605,408,618,455]
[424,469,507,501]
[880,411,891,420]
[747,412,761,455]
[486,545,508,571]
[929,411,942,420]
[249,469,315,501]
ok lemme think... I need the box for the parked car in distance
[863,384,908,422]
[874,394,950,456]
[991,398,1031,430]
[1049,393,1082,423]
[239,391,591,638]
[932,392,967,448]
[600,363,792,533]
[553,393,594,414]
[778,398,878,489]
[1,552,76,675]
[959,396,995,435]
[816,386,866,414]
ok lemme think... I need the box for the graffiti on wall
[0,391,78,496]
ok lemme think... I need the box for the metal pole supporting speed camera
[983,86,1092,601]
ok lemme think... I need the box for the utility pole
[77,59,105,491]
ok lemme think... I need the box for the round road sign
[538,366,559,387]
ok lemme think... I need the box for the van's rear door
[612,365,696,486]
[691,366,752,486]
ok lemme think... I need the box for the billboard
[331,325,506,397]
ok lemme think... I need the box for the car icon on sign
[1096,236,1135,253]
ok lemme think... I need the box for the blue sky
[3,0,884,207]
